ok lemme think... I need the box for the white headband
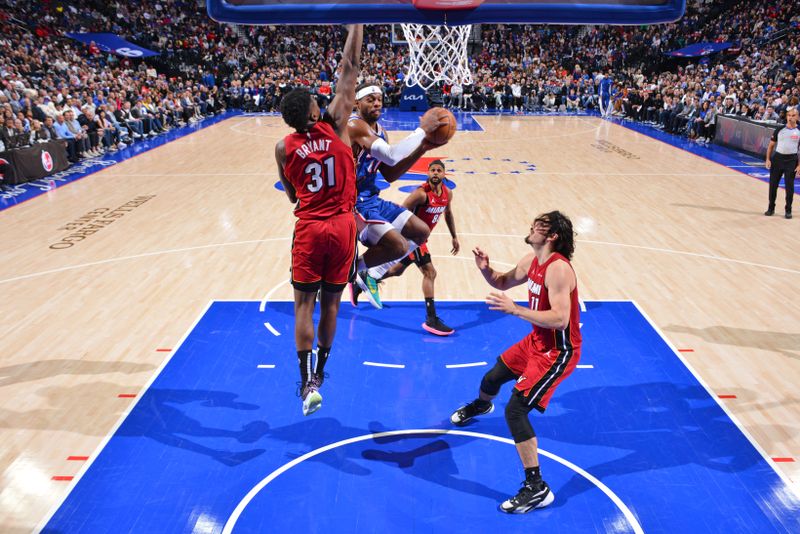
[356,85,382,100]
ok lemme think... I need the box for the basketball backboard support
[207,0,686,26]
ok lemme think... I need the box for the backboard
[207,0,686,26]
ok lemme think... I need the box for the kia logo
[403,94,424,101]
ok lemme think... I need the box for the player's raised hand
[472,247,489,270]
[486,291,517,315]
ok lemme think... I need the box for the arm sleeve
[368,128,426,166]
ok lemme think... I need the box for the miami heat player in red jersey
[366,159,460,336]
[449,211,581,514]
[274,24,362,417]
[282,121,356,221]
[413,176,450,231]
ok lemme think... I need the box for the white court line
[579,299,587,312]
[11,226,796,290]
[578,238,800,275]
[363,361,405,369]
[454,232,800,276]
[448,172,731,176]
[463,115,602,141]
[259,279,289,312]
[632,300,800,500]
[430,255,515,268]
[577,364,594,369]
[103,172,268,177]
[257,364,276,369]
[0,237,290,286]
[35,300,215,532]
[263,322,280,336]
[445,362,487,369]
[101,171,732,178]
[221,429,644,534]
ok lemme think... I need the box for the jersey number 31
[305,156,336,193]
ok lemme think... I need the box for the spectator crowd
[1,0,799,185]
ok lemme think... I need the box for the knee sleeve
[479,358,517,396]
[505,391,536,443]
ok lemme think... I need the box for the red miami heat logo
[41,151,54,172]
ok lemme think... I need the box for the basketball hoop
[400,23,473,91]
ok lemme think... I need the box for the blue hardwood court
[42,301,800,533]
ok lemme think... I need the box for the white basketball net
[400,24,473,90]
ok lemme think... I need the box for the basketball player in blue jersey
[347,82,449,309]
[599,72,613,118]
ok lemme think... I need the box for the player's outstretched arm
[274,139,297,203]
[377,112,449,182]
[327,25,363,137]
[474,248,531,291]
[487,260,574,329]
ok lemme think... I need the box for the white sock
[367,240,418,280]
[367,264,389,280]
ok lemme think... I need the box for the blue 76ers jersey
[599,77,612,96]
[350,113,386,202]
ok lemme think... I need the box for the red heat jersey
[413,182,450,231]
[527,253,582,353]
[282,120,356,219]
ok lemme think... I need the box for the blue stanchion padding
[399,85,428,113]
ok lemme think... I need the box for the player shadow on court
[0,359,155,388]
[337,301,508,337]
[263,300,508,338]
[116,388,270,466]
[670,202,765,216]
[360,432,510,502]
[664,324,800,361]
[465,382,765,508]
[256,417,509,501]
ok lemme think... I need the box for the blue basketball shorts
[355,195,413,246]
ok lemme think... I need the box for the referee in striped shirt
[765,107,799,219]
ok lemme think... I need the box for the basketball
[423,107,457,145]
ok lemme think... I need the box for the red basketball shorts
[291,213,357,292]
[500,333,581,413]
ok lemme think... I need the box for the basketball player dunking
[274,25,362,416]
[450,211,582,513]
[346,84,448,309]
[352,159,460,335]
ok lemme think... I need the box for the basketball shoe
[450,399,494,425]
[500,479,554,513]
[348,282,362,307]
[300,375,323,416]
[422,316,454,336]
[355,270,382,309]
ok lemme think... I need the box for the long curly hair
[535,210,576,260]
